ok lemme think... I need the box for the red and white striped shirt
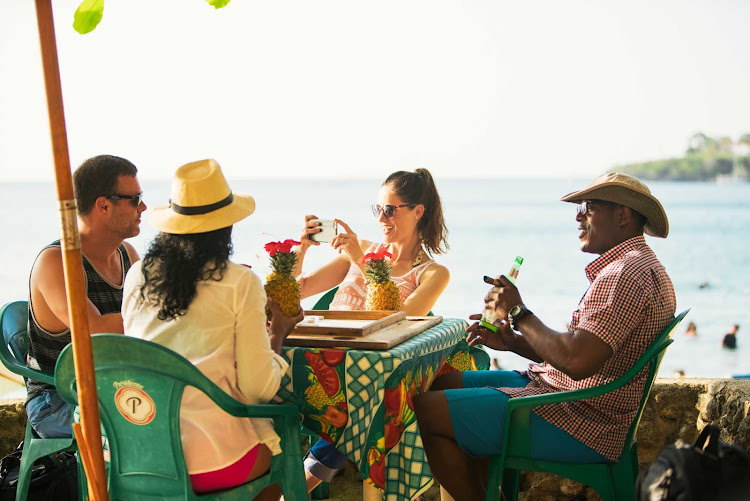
[498,236,676,461]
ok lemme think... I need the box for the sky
[1,0,750,181]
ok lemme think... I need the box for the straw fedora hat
[150,159,255,234]
[560,172,669,238]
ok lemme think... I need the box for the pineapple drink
[264,239,302,316]
[480,256,524,332]
[362,249,401,311]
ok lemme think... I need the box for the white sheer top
[122,261,288,474]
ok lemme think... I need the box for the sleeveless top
[330,243,435,310]
[26,240,132,402]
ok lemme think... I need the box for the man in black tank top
[26,155,146,438]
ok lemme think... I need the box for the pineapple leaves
[72,0,233,34]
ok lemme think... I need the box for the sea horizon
[2,177,749,397]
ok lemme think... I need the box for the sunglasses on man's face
[576,200,617,217]
[371,204,416,219]
[104,193,143,207]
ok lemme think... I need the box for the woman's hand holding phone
[332,220,364,265]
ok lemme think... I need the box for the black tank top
[26,240,132,401]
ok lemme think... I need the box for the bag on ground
[0,442,77,501]
[636,423,750,501]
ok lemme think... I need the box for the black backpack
[0,442,78,501]
[636,424,750,501]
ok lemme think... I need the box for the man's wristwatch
[508,304,533,331]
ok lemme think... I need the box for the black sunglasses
[371,204,416,219]
[103,193,143,207]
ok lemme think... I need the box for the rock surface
[0,398,26,457]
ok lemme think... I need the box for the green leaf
[73,0,105,34]
[206,0,232,8]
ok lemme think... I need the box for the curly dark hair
[139,226,233,321]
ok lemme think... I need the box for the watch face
[510,305,522,317]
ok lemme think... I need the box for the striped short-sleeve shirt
[497,236,676,461]
[26,240,132,402]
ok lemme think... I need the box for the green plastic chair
[485,309,690,501]
[0,300,78,501]
[312,287,339,310]
[54,334,308,501]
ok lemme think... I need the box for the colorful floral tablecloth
[276,318,486,500]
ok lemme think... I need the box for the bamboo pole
[73,423,106,498]
[0,372,24,386]
[33,1,108,500]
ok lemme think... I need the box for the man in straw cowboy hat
[26,154,146,439]
[122,159,302,498]
[414,172,676,501]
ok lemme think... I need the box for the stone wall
[0,398,27,457]
[470,378,750,501]
[1,379,749,500]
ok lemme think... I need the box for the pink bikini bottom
[189,445,261,494]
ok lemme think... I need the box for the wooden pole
[33,1,108,500]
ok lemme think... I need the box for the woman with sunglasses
[296,168,450,316]
[294,168,450,491]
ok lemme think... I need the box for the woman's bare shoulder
[421,262,450,283]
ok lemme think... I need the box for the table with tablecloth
[275,317,486,500]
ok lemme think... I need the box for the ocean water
[1,177,749,393]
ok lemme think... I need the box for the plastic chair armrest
[0,358,54,385]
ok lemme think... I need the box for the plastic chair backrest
[0,300,55,385]
[622,309,690,449]
[54,334,307,501]
[312,287,338,310]
[1,301,29,366]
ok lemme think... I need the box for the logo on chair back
[113,381,156,425]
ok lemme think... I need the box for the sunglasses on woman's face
[103,193,143,207]
[371,204,416,219]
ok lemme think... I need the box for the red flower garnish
[360,249,392,264]
[264,239,301,256]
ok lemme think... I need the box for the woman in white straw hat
[122,159,303,498]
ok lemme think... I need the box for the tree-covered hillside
[618,132,750,181]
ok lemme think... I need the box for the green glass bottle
[480,256,524,332]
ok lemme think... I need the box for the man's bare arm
[485,275,612,380]
[31,248,124,334]
[511,315,612,380]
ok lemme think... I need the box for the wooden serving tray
[292,310,406,337]
[285,312,443,350]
